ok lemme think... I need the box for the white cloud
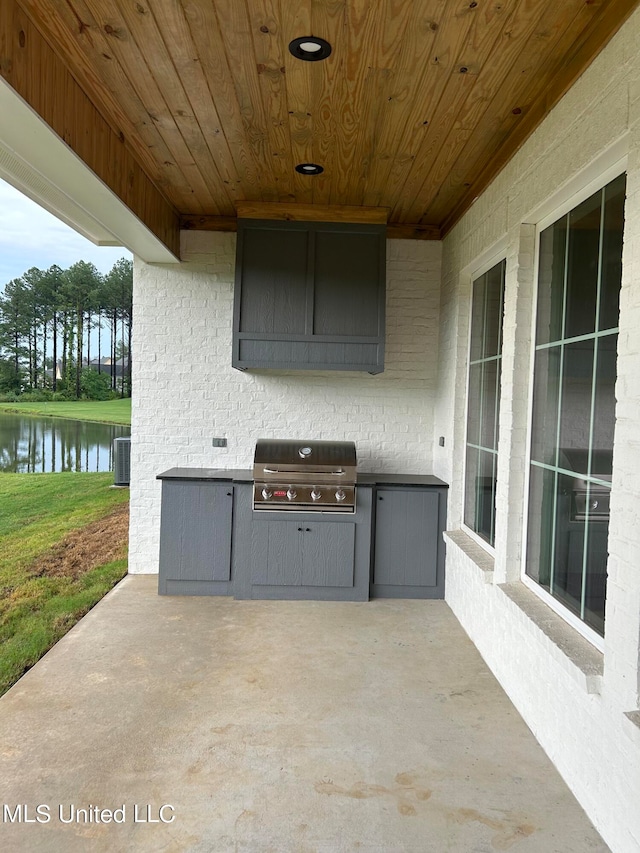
[0,179,131,288]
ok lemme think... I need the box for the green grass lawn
[0,473,130,696]
[0,398,131,425]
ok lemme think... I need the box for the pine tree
[0,257,131,399]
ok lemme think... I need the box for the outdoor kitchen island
[157,468,447,602]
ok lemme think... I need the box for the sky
[0,178,131,290]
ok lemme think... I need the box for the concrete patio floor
[0,575,608,853]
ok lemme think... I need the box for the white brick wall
[438,8,640,852]
[129,235,441,576]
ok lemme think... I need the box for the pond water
[0,412,131,474]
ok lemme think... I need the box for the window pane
[477,451,496,546]
[480,360,498,450]
[467,363,482,446]
[470,273,486,361]
[591,333,617,476]
[536,220,566,345]
[565,191,601,339]
[464,446,479,531]
[530,346,561,466]
[465,449,496,545]
[558,340,594,474]
[584,505,609,635]
[599,174,626,332]
[483,261,504,358]
[552,471,583,619]
[526,465,555,586]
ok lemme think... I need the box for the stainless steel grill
[572,475,611,522]
[559,449,612,523]
[253,439,357,512]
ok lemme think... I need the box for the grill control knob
[311,487,322,502]
[261,487,273,500]
[335,488,346,502]
[287,487,297,501]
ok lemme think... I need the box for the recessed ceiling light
[295,163,324,175]
[288,36,332,62]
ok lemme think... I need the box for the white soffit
[0,77,178,264]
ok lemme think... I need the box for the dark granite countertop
[357,473,448,488]
[157,468,448,488]
[157,468,251,482]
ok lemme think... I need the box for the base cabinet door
[300,522,356,587]
[250,520,303,587]
[250,519,356,591]
[371,487,446,599]
[231,483,372,601]
[158,481,233,595]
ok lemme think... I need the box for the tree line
[0,258,132,400]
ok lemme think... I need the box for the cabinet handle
[298,527,303,532]
[227,492,232,496]
[378,496,383,500]
[305,527,311,532]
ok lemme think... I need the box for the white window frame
[461,242,507,555]
[521,153,628,653]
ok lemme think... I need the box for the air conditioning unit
[113,437,131,486]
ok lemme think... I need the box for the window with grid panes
[464,259,506,547]
[525,173,625,637]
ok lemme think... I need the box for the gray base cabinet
[158,481,233,595]
[232,483,372,601]
[156,471,447,601]
[371,486,447,599]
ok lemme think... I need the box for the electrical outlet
[439,436,445,447]
[212,438,227,448]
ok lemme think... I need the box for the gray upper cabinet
[233,219,385,373]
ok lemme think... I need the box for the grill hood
[253,439,356,483]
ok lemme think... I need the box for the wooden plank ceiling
[12,0,640,242]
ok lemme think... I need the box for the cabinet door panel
[160,483,231,582]
[251,520,303,586]
[374,490,439,587]
[313,231,382,337]
[210,487,233,581]
[302,522,355,587]
[251,519,356,588]
[238,228,308,335]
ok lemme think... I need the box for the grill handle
[262,467,346,476]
